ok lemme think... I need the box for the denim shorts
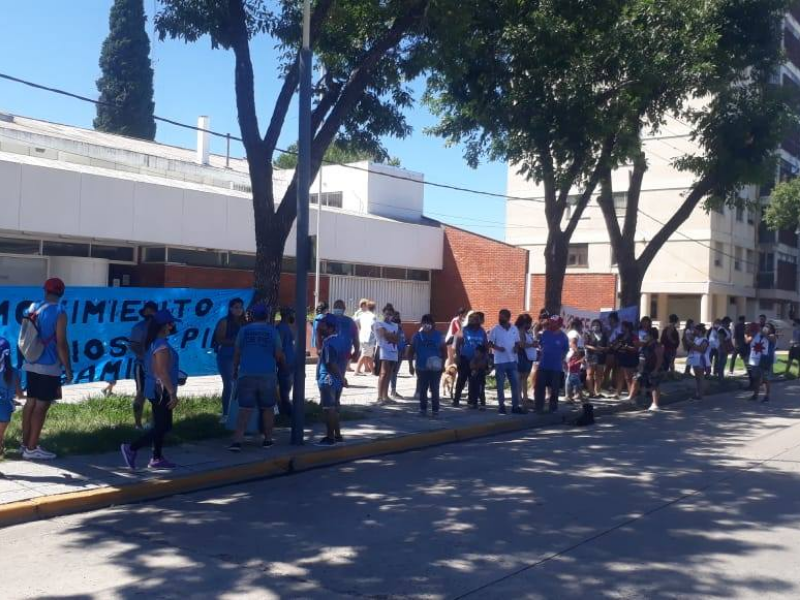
[0,398,14,423]
[319,384,342,410]
[237,375,277,409]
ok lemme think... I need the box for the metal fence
[328,275,431,322]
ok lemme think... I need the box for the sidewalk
[0,366,759,525]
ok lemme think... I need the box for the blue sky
[0,1,509,240]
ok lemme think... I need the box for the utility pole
[292,0,312,445]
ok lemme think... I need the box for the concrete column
[700,293,711,325]
[736,296,747,319]
[717,294,728,320]
[657,293,669,322]
[640,293,652,319]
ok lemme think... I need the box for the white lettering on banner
[560,305,639,329]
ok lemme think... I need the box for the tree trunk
[617,260,643,310]
[543,231,569,314]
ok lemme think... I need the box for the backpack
[18,303,57,363]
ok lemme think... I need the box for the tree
[95,0,157,140]
[596,0,796,308]
[155,0,432,306]
[764,178,800,232]
[273,139,401,170]
[424,0,794,312]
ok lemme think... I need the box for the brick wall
[529,273,617,313]
[431,225,529,326]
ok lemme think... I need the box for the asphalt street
[3,381,800,599]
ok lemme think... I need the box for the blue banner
[0,287,253,383]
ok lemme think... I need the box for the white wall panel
[0,159,21,230]
[19,163,81,234]
[329,276,431,322]
[79,174,135,240]
[131,182,183,244]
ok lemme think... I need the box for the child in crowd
[469,344,489,411]
[566,349,585,402]
[0,337,24,458]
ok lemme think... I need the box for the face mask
[762,328,769,336]
[385,314,393,322]
[593,326,602,333]
[422,323,433,332]
[333,308,345,316]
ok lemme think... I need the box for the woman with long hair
[121,310,182,470]
[584,318,608,398]
[213,297,245,422]
[516,314,535,404]
[687,323,709,399]
[613,321,638,399]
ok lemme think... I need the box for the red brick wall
[529,273,617,313]
[431,225,528,326]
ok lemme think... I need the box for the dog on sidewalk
[442,363,458,399]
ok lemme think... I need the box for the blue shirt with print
[318,335,343,391]
[538,329,569,371]
[276,322,296,371]
[25,302,63,367]
[236,322,280,378]
[460,326,487,360]
[412,330,444,371]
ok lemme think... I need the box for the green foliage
[764,178,800,231]
[273,140,401,170]
[94,0,157,140]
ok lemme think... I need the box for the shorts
[25,371,62,402]
[618,353,639,369]
[517,356,533,374]
[319,384,342,410]
[381,359,398,375]
[586,353,606,367]
[567,373,582,388]
[0,399,14,423]
[635,371,661,389]
[236,375,277,410]
[360,342,375,358]
[789,345,800,361]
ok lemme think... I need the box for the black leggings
[131,390,173,459]
[454,356,471,401]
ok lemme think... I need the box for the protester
[355,301,377,375]
[660,314,680,374]
[390,312,408,399]
[565,349,585,402]
[603,311,623,391]
[529,309,549,392]
[316,314,345,445]
[469,344,489,410]
[227,304,283,452]
[0,337,24,458]
[276,307,296,417]
[715,317,733,381]
[489,309,525,415]
[746,320,773,403]
[409,314,446,417]
[354,298,369,321]
[332,299,359,380]
[687,323,709,399]
[374,303,400,403]
[213,297,245,423]
[584,318,608,398]
[454,312,487,406]
[730,315,749,375]
[708,318,727,381]
[785,317,800,377]
[311,301,329,353]
[629,327,664,410]
[516,314,536,404]
[534,315,569,414]
[101,379,117,397]
[612,321,638,399]
[445,308,467,365]
[21,278,72,461]
[129,300,158,429]
[682,319,696,375]
[121,309,181,470]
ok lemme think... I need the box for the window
[613,192,627,216]
[310,191,343,208]
[324,261,354,276]
[228,253,256,270]
[746,209,755,225]
[0,237,40,255]
[714,242,724,268]
[734,246,743,271]
[735,205,744,222]
[355,264,382,278]
[407,269,430,282]
[567,244,589,268]
[282,256,297,273]
[90,244,135,262]
[167,248,226,268]
[382,267,406,280]
[141,247,166,263]
[42,241,90,258]
[746,249,755,274]
[760,252,775,271]
[759,299,774,311]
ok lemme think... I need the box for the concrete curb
[0,379,756,528]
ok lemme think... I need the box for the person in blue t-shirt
[534,315,569,414]
[213,297,245,422]
[409,314,446,416]
[332,299,360,382]
[454,312,487,406]
[312,301,329,353]
[0,337,24,458]
[129,301,157,429]
[227,304,284,452]
[276,307,297,417]
[316,314,345,446]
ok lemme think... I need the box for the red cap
[44,277,65,296]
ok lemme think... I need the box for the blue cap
[250,304,269,320]
[153,309,180,326]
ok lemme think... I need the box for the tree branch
[596,165,624,250]
[622,149,646,241]
[563,135,615,239]
[227,0,263,156]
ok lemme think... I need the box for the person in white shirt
[746,322,773,402]
[784,318,800,377]
[374,303,400,403]
[354,301,377,375]
[445,307,467,365]
[686,323,709,399]
[488,309,524,415]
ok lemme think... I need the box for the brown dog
[442,364,458,399]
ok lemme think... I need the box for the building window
[0,237,40,255]
[613,192,627,216]
[228,253,256,270]
[407,269,430,282]
[167,248,226,268]
[567,244,589,268]
[746,249,755,274]
[310,191,343,208]
[746,209,754,225]
[714,242,724,268]
[734,246,743,271]
[323,261,354,276]
[282,256,297,273]
[141,247,166,263]
[382,267,406,280]
[759,299,774,311]
[735,205,744,222]
[355,264,382,278]
[42,241,90,258]
[90,244,135,262]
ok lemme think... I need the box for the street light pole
[314,166,322,307]
[292,0,312,446]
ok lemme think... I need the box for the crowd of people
[2,278,799,470]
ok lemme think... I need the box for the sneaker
[478,405,486,412]
[468,402,478,410]
[391,391,404,399]
[227,442,243,453]
[23,446,56,460]
[647,404,661,412]
[334,434,344,443]
[262,439,274,448]
[148,457,177,469]
[761,396,770,403]
[315,437,336,446]
[120,443,137,469]
[498,406,507,415]
[451,400,460,407]
[511,406,527,415]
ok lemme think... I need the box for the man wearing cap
[316,313,345,445]
[535,315,569,414]
[129,300,158,429]
[21,278,72,460]
[228,303,284,452]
